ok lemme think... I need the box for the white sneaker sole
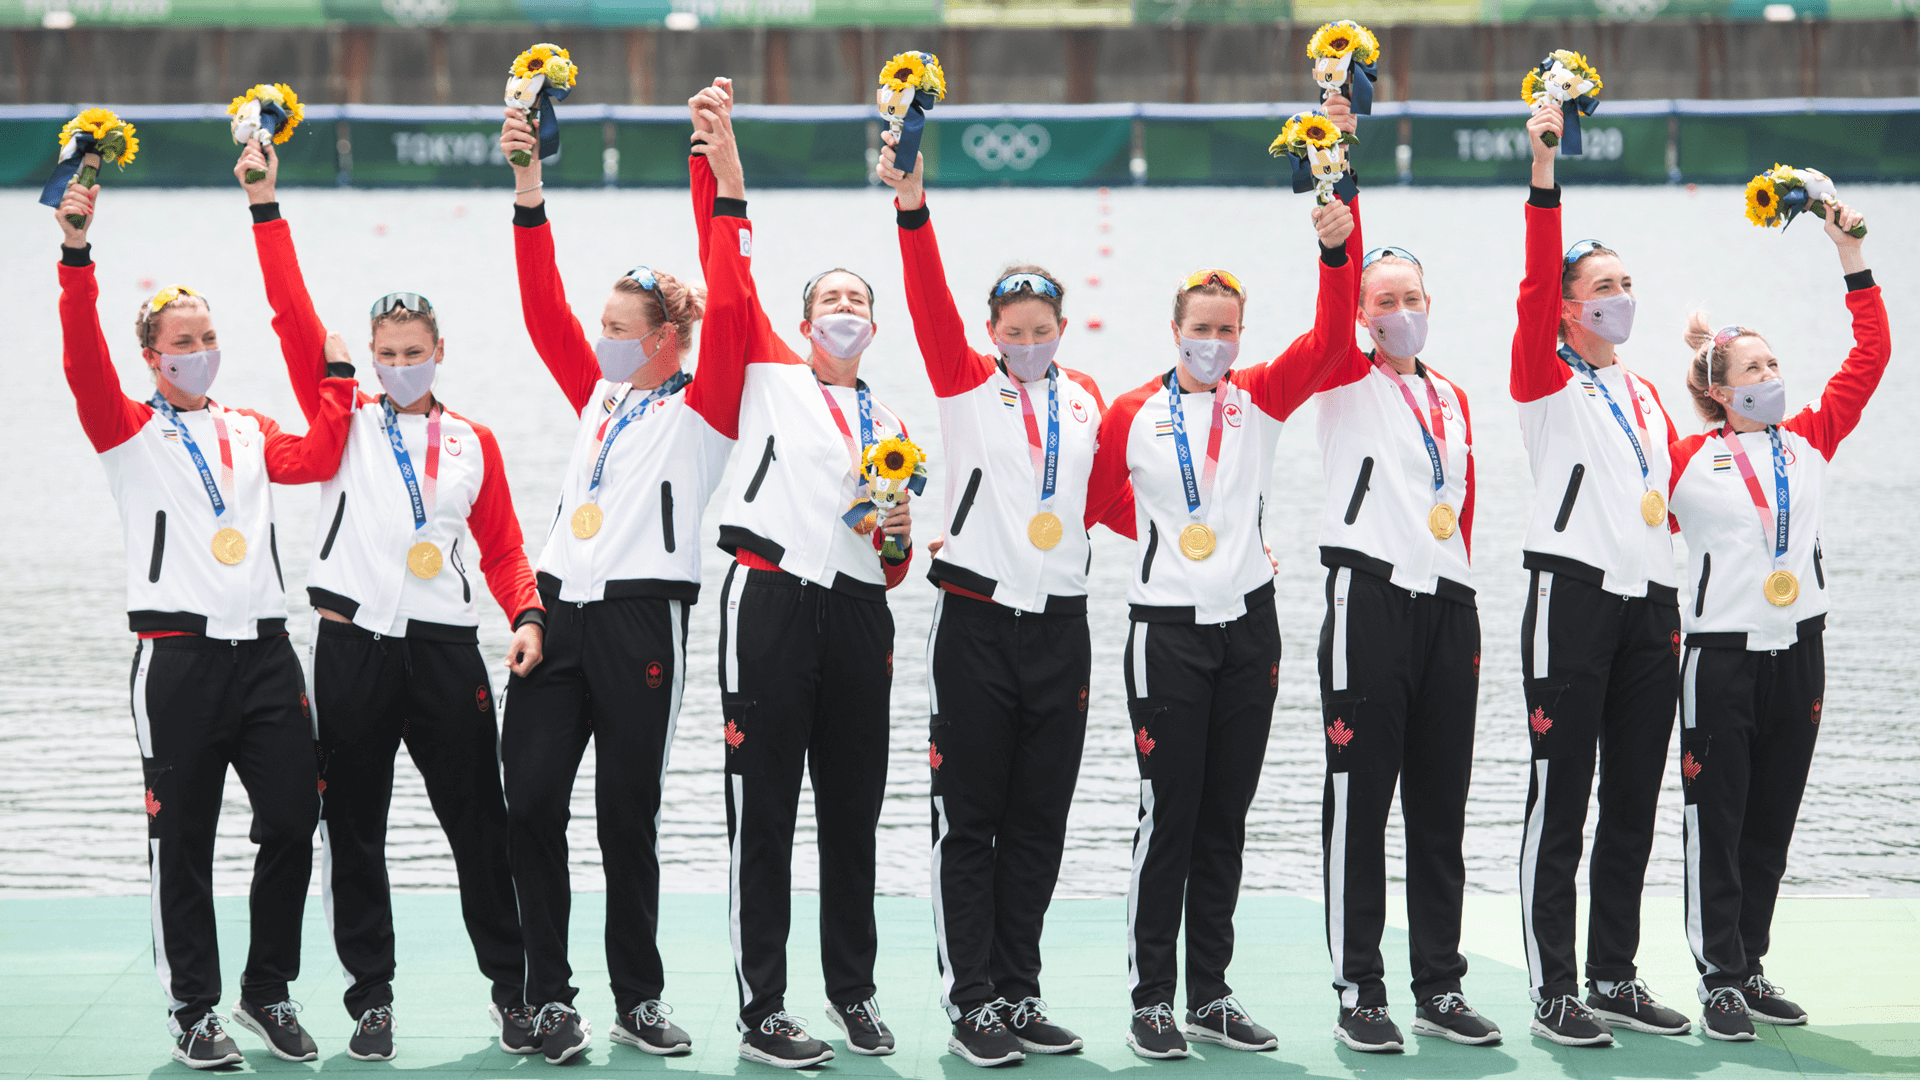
[1411,1017,1503,1045]
[543,1019,592,1065]
[946,1036,1025,1067]
[486,1004,541,1055]
[1748,1010,1808,1026]
[1125,1031,1189,1059]
[1528,1018,1613,1047]
[1591,1008,1692,1035]
[1015,1034,1084,1054]
[1332,1023,1404,1053]
[739,1041,835,1068]
[1186,1024,1277,1052]
[610,1025,692,1055]
[822,1003,895,1055]
[228,1007,319,1062]
[1700,1022,1759,1042]
[170,1046,244,1070]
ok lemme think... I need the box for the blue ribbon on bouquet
[1289,154,1359,200]
[890,88,941,173]
[533,80,573,159]
[840,469,928,529]
[39,130,99,208]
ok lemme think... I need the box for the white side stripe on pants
[721,568,744,695]
[1130,624,1150,698]
[1684,802,1718,999]
[1328,772,1358,1007]
[1330,567,1353,693]
[132,639,154,758]
[1530,572,1555,679]
[319,822,356,987]
[1125,779,1155,993]
[150,837,187,1033]
[930,794,960,1019]
[1518,759,1550,1001]
[1681,647,1699,730]
[728,776,752,1025]
[925,592,945,717]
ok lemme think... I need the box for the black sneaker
[1412,992,1502,1045]
[1006,996,1083,1054]
[172,1014,244,1070]
[612,1000,692,1055]
[347,1006,396,1062]
[739,1012,834,1069]
[534,1003,592,1064]
[489,1003,541,1055]
[1187,996,1277,1052]
[1741,976,1808,1025]
[824,998,894,1056]
[1702,986,1757,1041]
[1587,978,1691,1035]
[1126,1003,1189,1060]
[230,999,318,1062]
[1529,994,1613,1047]
[947,1001,1024,1067]
[1334,1006,1405,1052]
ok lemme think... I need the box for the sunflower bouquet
[842,434,929,560]
[40,109,139,224]
[504,43,579,167]
[876,51,946,175]
[1522,50,1603,152]
[1308,21,1381,114]
[228,84,305,182]
[1269,111,1358,205]
[1744,163,1867,237]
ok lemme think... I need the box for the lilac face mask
[374,358,438,408]
[1576,292,1636,345]
[1367,310,1428,360]
[1178,336,1238,385]
[1724,376,1787,426]
[595,332,664,384]
[809,313,875,360]
[157,348,221,397]
[998,336,1062,382]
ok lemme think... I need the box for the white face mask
[808,313,875,361]
[1178,336,1238,385]
[157,348,221,398]
[374,358,438,409]
[997,335,1062,382]
[1723,376,1788,426]
[1367,309,1428,360]
[595,331,664,384]
[1575,292,1636,345]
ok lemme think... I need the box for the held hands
[1313,198,1354,249]
[1323,91,1356,135]
[689,78,745,201]
[877,129,925,211]
[505,623,545,677]
[499,108,542,200]
[1823,198,1868,274]
[235,140,278,204]
[56,182,98,248]
[881,490,914,549]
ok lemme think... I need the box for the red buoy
[1087,318,1105,330]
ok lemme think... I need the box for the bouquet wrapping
[229,83,305,182]
[877,51,947,172]
[1522,50,1603,153]
[505,44,579,167]
[41,109,139,225]
[1745,164,1866,237]
[841,435,929,561]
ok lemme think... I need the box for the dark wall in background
[8,20,1917,107]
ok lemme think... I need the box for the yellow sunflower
[1744,174,1781,228]
[866,435,926,482]
[228,84,306,143]
[1296,114,1340,148]
[58,108,138,168]
[512,43,578,89]
[1308,20,1379,64]
[879,51,946,99]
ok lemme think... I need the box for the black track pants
[1679,635,1823,999]
[717,564,892,1031]
[926,592,1090,1020]
[1122,602,1281,1012]
[1517,568,1680,1001]
[310,618,522,1018]
[502,591,689,1013]
[1318,568,1480,1008]
[132,634,318,1035]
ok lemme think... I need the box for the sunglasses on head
[148,285,201,313]
[370,292,434,319]
[1362,246,1421,270]
[1713,325,1751,348]
[1563,238,1608,266]
[1181,268,1244,295]
[624,266,660,292]
[992,273,1061,300]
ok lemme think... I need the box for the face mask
[595,332,663,384]
[1723,376,1787,426]
[1575,292,1636,345]
[375,358,438,409]
[997,335,1062,382]
[156,348,221,398]
[1367,310,1428,360]
[808,313,875,361]
[1178,336,1239,385]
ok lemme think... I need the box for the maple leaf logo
[144,788,161,819]
[1811,698,1822,725]
[317,777,327,794]
[1682,751,1702,781]
[929,742,943,770]
[724,720,745,750]
[1135,727,1155,756]
[1327,718,1354,749]
[1530,707,1552,737]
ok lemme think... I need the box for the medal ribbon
[1721,425,1792,570]
[150,393,232,517]
[818,380,876,476]
[1164,371,1228,523]
[1559,345,1653,492]
[1014,367,1061,510]
[1374,359,1447,498]
[380,397,442,535]
[588,370,690,495]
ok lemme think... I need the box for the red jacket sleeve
[1641,376,1680,483]
[466,420,543,626]
[1454,378,1476,559]
[684,209,754,440]
[58,258,151,453]
[1784,283,1891,460]
[243,374,356,485]
[1063,367,1108,415]
[1233,247,1358,420]
[692,152,718,270]
[897,202,997,398]
[253,217,335,424]
[513,214,600,415]
[1086,379,1154,539]
[1513,191,1571,403]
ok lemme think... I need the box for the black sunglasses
[370,292,433,318]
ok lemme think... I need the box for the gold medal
[407,541,443,579]
[1428,503,1457,541]
[1764,569,1800,607]
[1028,512,1064,550]
[210,527,247,566]
[1178,523,1216,561]
[1641,489,1667,527]
[571,502,604,539]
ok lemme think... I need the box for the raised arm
[1786,204,1888,459]
[683,102,752,440]
[1233,200,1357,420]
[55,184,153,452]
[880,134,997,398]
[252,332,358,484]
[236,140,336,425]
[467,420,546,629]
[1513,107,1571,403]
[500,109,602,415]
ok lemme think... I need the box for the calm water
[4,183,1916,900]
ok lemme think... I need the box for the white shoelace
[188,1014,225,1041]
[1008,997,1048,1029]
[1745,975,1786,998]
[1133,1002,1176,1032]
[357,1005,391,1033]
[1194,996,1251,1024]
[633,1000,672,1028]
[1707,986,1749,1013]
[844,999,882,1027]
[264,1000,303,1028]
[760,1011,810,1038]
[1536,994,1593,1023]
[535,1002,579,1035]
[1430,991,1474,1015]
[961,1002,1006,1032]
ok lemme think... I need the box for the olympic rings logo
[961,123,1052,172]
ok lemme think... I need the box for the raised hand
[234,140,277,204]
[57,182,98,247]
[1823,199,1867,274]
[877,129,925,210]
[692,79,745,200]
[1527,106,1562,189]
[1324,91,1356,135]
[1313,198,1354,249]
[500,107,542,201]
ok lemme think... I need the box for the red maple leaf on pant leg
[1530,707,1552,737]
[1135,726,1155,756]
[1327,718,1354,748]
[929,742,943,770]
[724,720,745,750]
[144,788,161,819]
[1682,751,1702,781]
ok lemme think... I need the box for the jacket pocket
[743,436,776,503]
[950,468,983,535]
[147,511,166,583]
[1343,457,1374,525]
[1814,541,1825,589]
[1141,521,1160,583]
[269,524,284,592]
[660,482,676,553]
[1552,464,1585,533]
[319,492,346,560]
[1322,692,1368,772]
[1127,702,1169,779]
[451,537,471,603]
[1694,552,1712,617]
[721,694,759,775]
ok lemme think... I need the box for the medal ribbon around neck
[1559,345,1653,493]
[1721,425,1792,571]
[818,379,877,482]
[1374,358,1448,500]
[380,397,442,535]
[589,370,690,496]
[151,393,234,517]
[1165,371,1228,524]
[1014,367,1062,511]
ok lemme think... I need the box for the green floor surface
[3,893,1917,1079]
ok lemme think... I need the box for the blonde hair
[135,290,210,350]
[1173,280,1246,326]
[1359,254,1425,303]
[616,270,707,345]
[1682,309,1765,426]
[371,306,438,343]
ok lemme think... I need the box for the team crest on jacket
[1530,707,1552,739]
[444,434,463,456]
[724,719,745,750]
[1135,726,1155,757]
[144,788,162,819]
[1327,718,1354,750]
[475,685,489,711]
[1223,403,1242,428]
[1681,751,1702,782]
[1811,698,1822,725]
[1070,399,1090,423]
[646,661,664,689]
[929,742,943,770]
